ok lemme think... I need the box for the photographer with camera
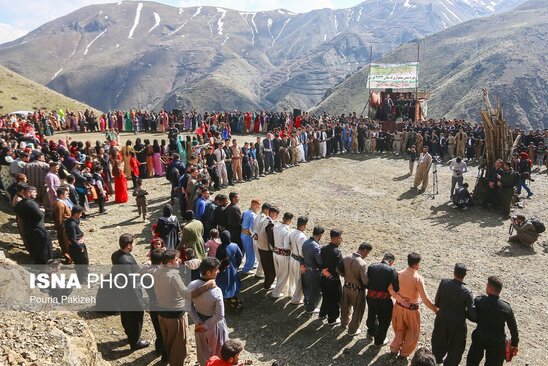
[509,215,540,246]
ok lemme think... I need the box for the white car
[9,110,34,118]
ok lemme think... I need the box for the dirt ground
[1,131,547,366]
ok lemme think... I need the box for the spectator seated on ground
[509,215,540,246]
[452,182,471,210]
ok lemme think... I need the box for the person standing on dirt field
[302,226,325,313]
[319,229,344,325]
[413,146,432,192]
[111,233,149,351]
[431,263,476,366]
[223,192,242,252]
[260,206,279,290]
[498,161,517,218]
[366,252,399,346]
[466,276,519,366]
[388,252,438,361]
[339,242,371,336]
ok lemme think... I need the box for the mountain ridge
[0,0,528,114]
[312,0,547,129]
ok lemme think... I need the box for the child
[129,151,140,188]
[183,248,202,281]
[132,178,148,221]
[92,165,107,214]
[205,228,221,257]
[144,237,165,265]
[407,145,417,175]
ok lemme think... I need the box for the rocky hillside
[0,253,108,366]
[0,65,99,114]
[312,0,547,129]
[0,0,525,113]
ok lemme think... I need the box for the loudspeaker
[293,109,302,118]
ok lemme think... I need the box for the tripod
[425,162,439,199]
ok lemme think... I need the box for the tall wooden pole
[361,45,373,118]
[415,43,420,121]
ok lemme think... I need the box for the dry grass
[0,65,100,114]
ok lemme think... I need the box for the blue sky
[0,0,360,44]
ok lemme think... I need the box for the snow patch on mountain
[51,68,63,80]
[267,18,274,42]
[148,12,160,33]
[192,7,202,18]
[128,2,143,39]
[438,0,463,21]
[272,18,291,47]
[217,8,227,35]
[84,29,107,55]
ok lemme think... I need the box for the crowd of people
[0,108,544,366]
[2,108,547,166]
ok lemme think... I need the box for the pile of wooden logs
[480,89,513,168]
[473,89,514,204]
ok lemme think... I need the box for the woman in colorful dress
[152,139,165,177]
[112,158,128,203]
[215,230,243,309]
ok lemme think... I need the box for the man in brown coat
[339,242,372,336]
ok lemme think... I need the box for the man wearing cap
[431,263,476,366]
[339,242,372,336]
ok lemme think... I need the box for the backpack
[531,218,545,234]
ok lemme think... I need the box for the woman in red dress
[113,159,128,203]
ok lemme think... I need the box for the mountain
[0,65,98,114]
[0,0,526,113]
[312,0,547,129]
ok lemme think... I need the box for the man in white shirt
[288,216,308,304]
[271,212,294,298]
[413,146,433,192]
[214,143,228,187]
[449,157,468,198]
[252,203,271,279]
